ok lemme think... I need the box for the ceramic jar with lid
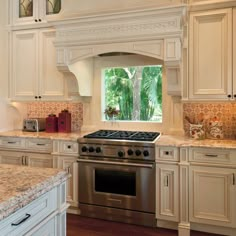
[46,114,58,133]
[58,109,71,133]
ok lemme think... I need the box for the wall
[0,0,24,131]
[61,0,183,17]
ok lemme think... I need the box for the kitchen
[0,0,236,236]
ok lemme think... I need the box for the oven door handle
[77,158,154,168]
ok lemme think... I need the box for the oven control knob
[81,146,87,152]
[96,147,102,153]
[127,149,134,155]
[143,150,149,157]
[135,150,142,156]
[118,150,124,157]
[88,146,95,152]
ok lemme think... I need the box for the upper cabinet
[188,8,234,101]
[12,0,61,27]
[10,28,66,101]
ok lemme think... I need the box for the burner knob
[88,147,95,152]
[96,147,102,153]
[135,150,142,156]
[143,150,149,157]
[127,149,134,155]
[118,150,124,157]
[81,146,87,152]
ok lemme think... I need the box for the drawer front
[189,148,234,164]
[0,137,25,149]
[25,138,52,153]
[0,188,57,236]
[59,141,79,155]
[156,146,179,162]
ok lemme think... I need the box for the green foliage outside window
[104,65,162,121]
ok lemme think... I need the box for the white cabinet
[10,28,65,101]
[155,146,179,222]
[0,150,54,168]
[189,166,236,227]
[53,140,79,210]
[189,147,236,228]
[11,0,61,27]
[188,8,233,100]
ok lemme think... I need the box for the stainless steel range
[77,130,161,227]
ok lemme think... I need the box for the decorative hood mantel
[51,5,186,96]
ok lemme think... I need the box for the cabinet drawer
[0,188,57,236]
[25,138,52,153]
[156,146,179,162]
[0,137,25,149]
[59,141,79,155]
[189,148,236,164]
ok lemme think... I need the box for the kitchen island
[0,164,69,236]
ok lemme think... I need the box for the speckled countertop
[0,164,69,221]
[0,130,87,141]
[156,135,236,149]
[1,130,236,149]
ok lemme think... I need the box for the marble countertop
[0,164,69,221]
[1,130,236,149]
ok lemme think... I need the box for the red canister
[58,109,71,133]
[46,114,58,133]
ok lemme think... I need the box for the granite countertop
[0,164,69,221]
[0,130,89,141]
[156,135,236,149]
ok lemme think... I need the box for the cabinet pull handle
[37,143,46,146]
[22,156,24,165]
[233,174,235,185]
[7,141,16,144]
[164,175,169,187]
[11,213,31,226]
[67,166,71,174]
[25,156,28,166]
[205,154,218,157]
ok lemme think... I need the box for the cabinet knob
[35,19,38,22]
[35,96,38,99]
[38,96,41,99]
[227,94,232,98]
[39,19,42,22]
[234,94,236,99]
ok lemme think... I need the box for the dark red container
[46,114,58,133]
[58,109,71,133]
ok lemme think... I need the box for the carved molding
[52,5,186,96]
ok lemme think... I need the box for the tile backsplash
[183,102,236,139]
[27,102,83,131]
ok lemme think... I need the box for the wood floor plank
[66,214,221,236]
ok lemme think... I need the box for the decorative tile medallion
[183,102,236,139]
[27,102,83,131]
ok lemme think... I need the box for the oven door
[78,157,155,213]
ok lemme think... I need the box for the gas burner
[83,130,160,142]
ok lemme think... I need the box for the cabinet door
[189,166,236,227]
[0,150,24,165]
[189,8,232,100]
[156,163,179,222]
[26,153,54,168]
[11,30,38,101]
[57,156,78,207]
[38,29,65,100]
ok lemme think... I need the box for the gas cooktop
[83,130,161,142]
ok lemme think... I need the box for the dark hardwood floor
[67,214,222,236]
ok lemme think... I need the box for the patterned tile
[27,102,83,131]
[183,102,236,139]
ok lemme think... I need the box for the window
[103,65,162,122]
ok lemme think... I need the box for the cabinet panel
[0,151,24,165]
[11,30,38,100]
[156,163,179,222]
[189,166,236,227]
[189,8,232,100]
[27,153,54,168]
[39,29,65,100]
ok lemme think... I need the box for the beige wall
[0,0,24,131]
[61,0,183,17]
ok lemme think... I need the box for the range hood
[51,5,186,97]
